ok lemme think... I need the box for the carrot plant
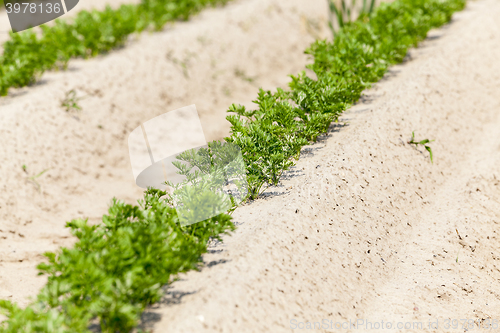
[225,89,309,199]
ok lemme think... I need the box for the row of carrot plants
[0,0,230,96]
[0,0,466,331]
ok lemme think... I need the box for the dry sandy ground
[135,0,500,332]
[0,0,330,307]
[1,0,499,332]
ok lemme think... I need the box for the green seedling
[22,165,49,191]
[408,131,434,163]
[196,35,210,45]
[223,87,232,96]
[61,90,84,113]
[166,51,196,78]
[234,68,255,83]
[327,0,376,36]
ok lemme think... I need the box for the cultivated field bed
[1,0,499,332]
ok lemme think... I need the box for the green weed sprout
[408,131,434,163]
[23,164,49,191]
[61,89,84,113]
[327,0,376,36]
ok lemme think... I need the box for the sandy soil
[0,0,330,307]
[1,0,499,332]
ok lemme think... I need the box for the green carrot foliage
[0,0,231,96]
[1,191,234,332]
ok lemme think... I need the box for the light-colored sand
[1,0,500,332]
[0,0,330,307]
